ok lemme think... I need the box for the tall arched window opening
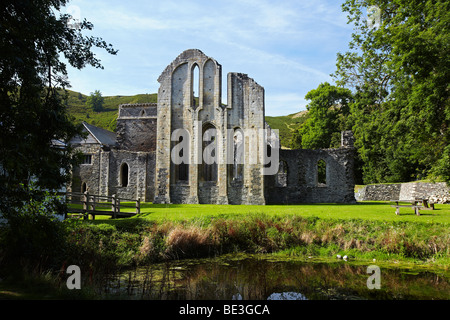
[192,64,199,108]
[232,129,244,181]
[317,159,327,186]
[120,163,129,187]
[81,182,87,193]
[201,124,217,182]
[177,135,189,181]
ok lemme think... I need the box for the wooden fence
[63,192,141,220]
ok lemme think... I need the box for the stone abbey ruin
[69,49,356,204]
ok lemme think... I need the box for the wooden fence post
[112,194,116,219]
[91,195,96,211]
[90,194,96,220]
[83,191,89,220]
[136,198,141,215]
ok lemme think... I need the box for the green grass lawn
[86,201,450,224]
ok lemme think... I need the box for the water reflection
[96,255,449,300]
[267,292,308,300]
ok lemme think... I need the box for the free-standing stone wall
[356,182,450,203]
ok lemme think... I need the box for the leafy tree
[86,89,104,112]
[0,0,117,218]
[291,82,353,149]
[0,183,68,274]
[333,0,449,184]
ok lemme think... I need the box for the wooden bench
[390,199,434,216]
[418,198,435,210]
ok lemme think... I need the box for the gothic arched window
[192,64,199,108]
[120,163,129,187]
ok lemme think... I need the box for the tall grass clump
[165,223,213,258]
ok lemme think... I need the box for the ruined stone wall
[71,138,155,202]
[153,49,266,205]
[226,72,266,205]
[356,184,401,201]
[414,182,450,203]
[116,103,157,152]
[153,49,357,205]
[107,150,155,202]
[153,50,186,204]
[265,147,356,204]
[228,181,248,204]
[69,49,357,206]
[99,150,110,197]
[357,182,450,203]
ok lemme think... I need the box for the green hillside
[64,90,307,148]
[64,90,157,131]
[265,111,309,148]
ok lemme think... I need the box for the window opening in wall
[264,144,272,168]
[177,136,189,181]
[81,182,87,193]
[317,159,327,186]
[232,129,244,181]
[82,154,92,165]
[192,64,199,107]
[202,125,217,182]
[120,163,129,187]
[275,160,288,187]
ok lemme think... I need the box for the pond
[95,254,449,300]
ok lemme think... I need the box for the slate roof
[82,122,117,146]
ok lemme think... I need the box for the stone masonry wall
[71,49,357,206]
[356,182,450,203]
[71,144,103,195]
[356,184,402,201]
[265,146,356,204]
[108,150,154,202]
[116,103,157,153]
[226,72,266,205]
[154,49,266,205]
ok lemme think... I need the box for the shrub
[0,188,68,276]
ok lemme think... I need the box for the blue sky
[63,0,353,116]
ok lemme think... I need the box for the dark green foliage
[291,82,353,149]
[333,0,450,184]
[86,90,104,112]
[0,0,117,276]
[0,185,67,276]
[0,0,117,217]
